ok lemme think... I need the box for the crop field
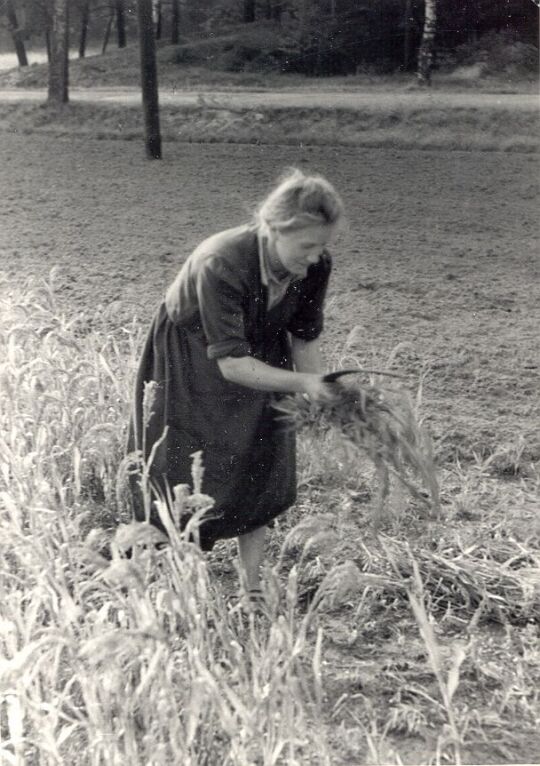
[0,130,539,765]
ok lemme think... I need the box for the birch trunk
[417,0,437,85]
[48,0,69,104]
[155,0,162,40]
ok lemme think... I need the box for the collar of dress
[256,229,297,310]
[257,229,295,288]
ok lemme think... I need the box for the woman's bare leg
[237,526,267,590]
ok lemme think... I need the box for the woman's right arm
[217,356,337,402]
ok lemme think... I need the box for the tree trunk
[417,0,437,86]
[155,0,162,40]
[45,29,52,62]
[48,0,69,104]
[102,12,114,54]
[79,0,90,58]
[299,0,308,29]
[403,0,413,70]
[116,0,127,48]
[137,0,162,159]
[171,0,180,45]
[6,0,29,67]
[243,0,255,23]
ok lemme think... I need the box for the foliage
[201,0,412,75]
[198,0,538,76]
[1,0,139,43]
[168,21,295,72]
[443,29,539,75]
[1,0,537,76]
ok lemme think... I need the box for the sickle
[323,368,408,382]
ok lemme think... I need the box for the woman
[128,168,343,598]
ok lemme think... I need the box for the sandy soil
[1,133,539,468]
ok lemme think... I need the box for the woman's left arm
[291,336,325,374]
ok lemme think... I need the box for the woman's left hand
[302,374,343,404]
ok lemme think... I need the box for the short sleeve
[287,254,332,341]
[195,257,252,360]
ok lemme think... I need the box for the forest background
[1,0,538,79]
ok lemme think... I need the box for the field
[0,107,539,765]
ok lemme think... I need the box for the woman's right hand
[302,374,342,404]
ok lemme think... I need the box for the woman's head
[256,169,344,277]
[256,168,344,233]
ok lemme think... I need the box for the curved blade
[323,368,408,382]
[323,368,365,382]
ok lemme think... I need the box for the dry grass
[0,278,332,764]
[1,100,538,153]
[1,277,539,764]
[275,368,440,522]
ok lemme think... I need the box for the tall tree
[5,0,29,67]
[137,0,162,159]
[403,0,413,70]
[171,0,180,44]
[45,27,51,61]
[265,0,283,22]
[154,0,162,39]
[116,0,127,47]
[48,0,69,104]
[417,0,437,85]
[79,0,90,58]
[102,10,114,53]
[243,0,255,23]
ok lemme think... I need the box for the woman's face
[272,223,337,278]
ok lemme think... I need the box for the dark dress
[128,224,331,551]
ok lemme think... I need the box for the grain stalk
[385,543,467,764]
[0,279,333,764]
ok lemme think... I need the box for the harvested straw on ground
[276,373,440,518]
[382,539,540,625]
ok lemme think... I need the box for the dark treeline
[1,0,538,75]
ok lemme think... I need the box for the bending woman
[128,169,343,593]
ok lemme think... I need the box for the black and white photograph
[0,1,539,763]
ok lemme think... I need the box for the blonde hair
[256,168,344,232]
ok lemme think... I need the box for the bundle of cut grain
[276,371,440,519]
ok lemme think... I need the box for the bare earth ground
[1,133,539,763]
[2,134,538,460]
